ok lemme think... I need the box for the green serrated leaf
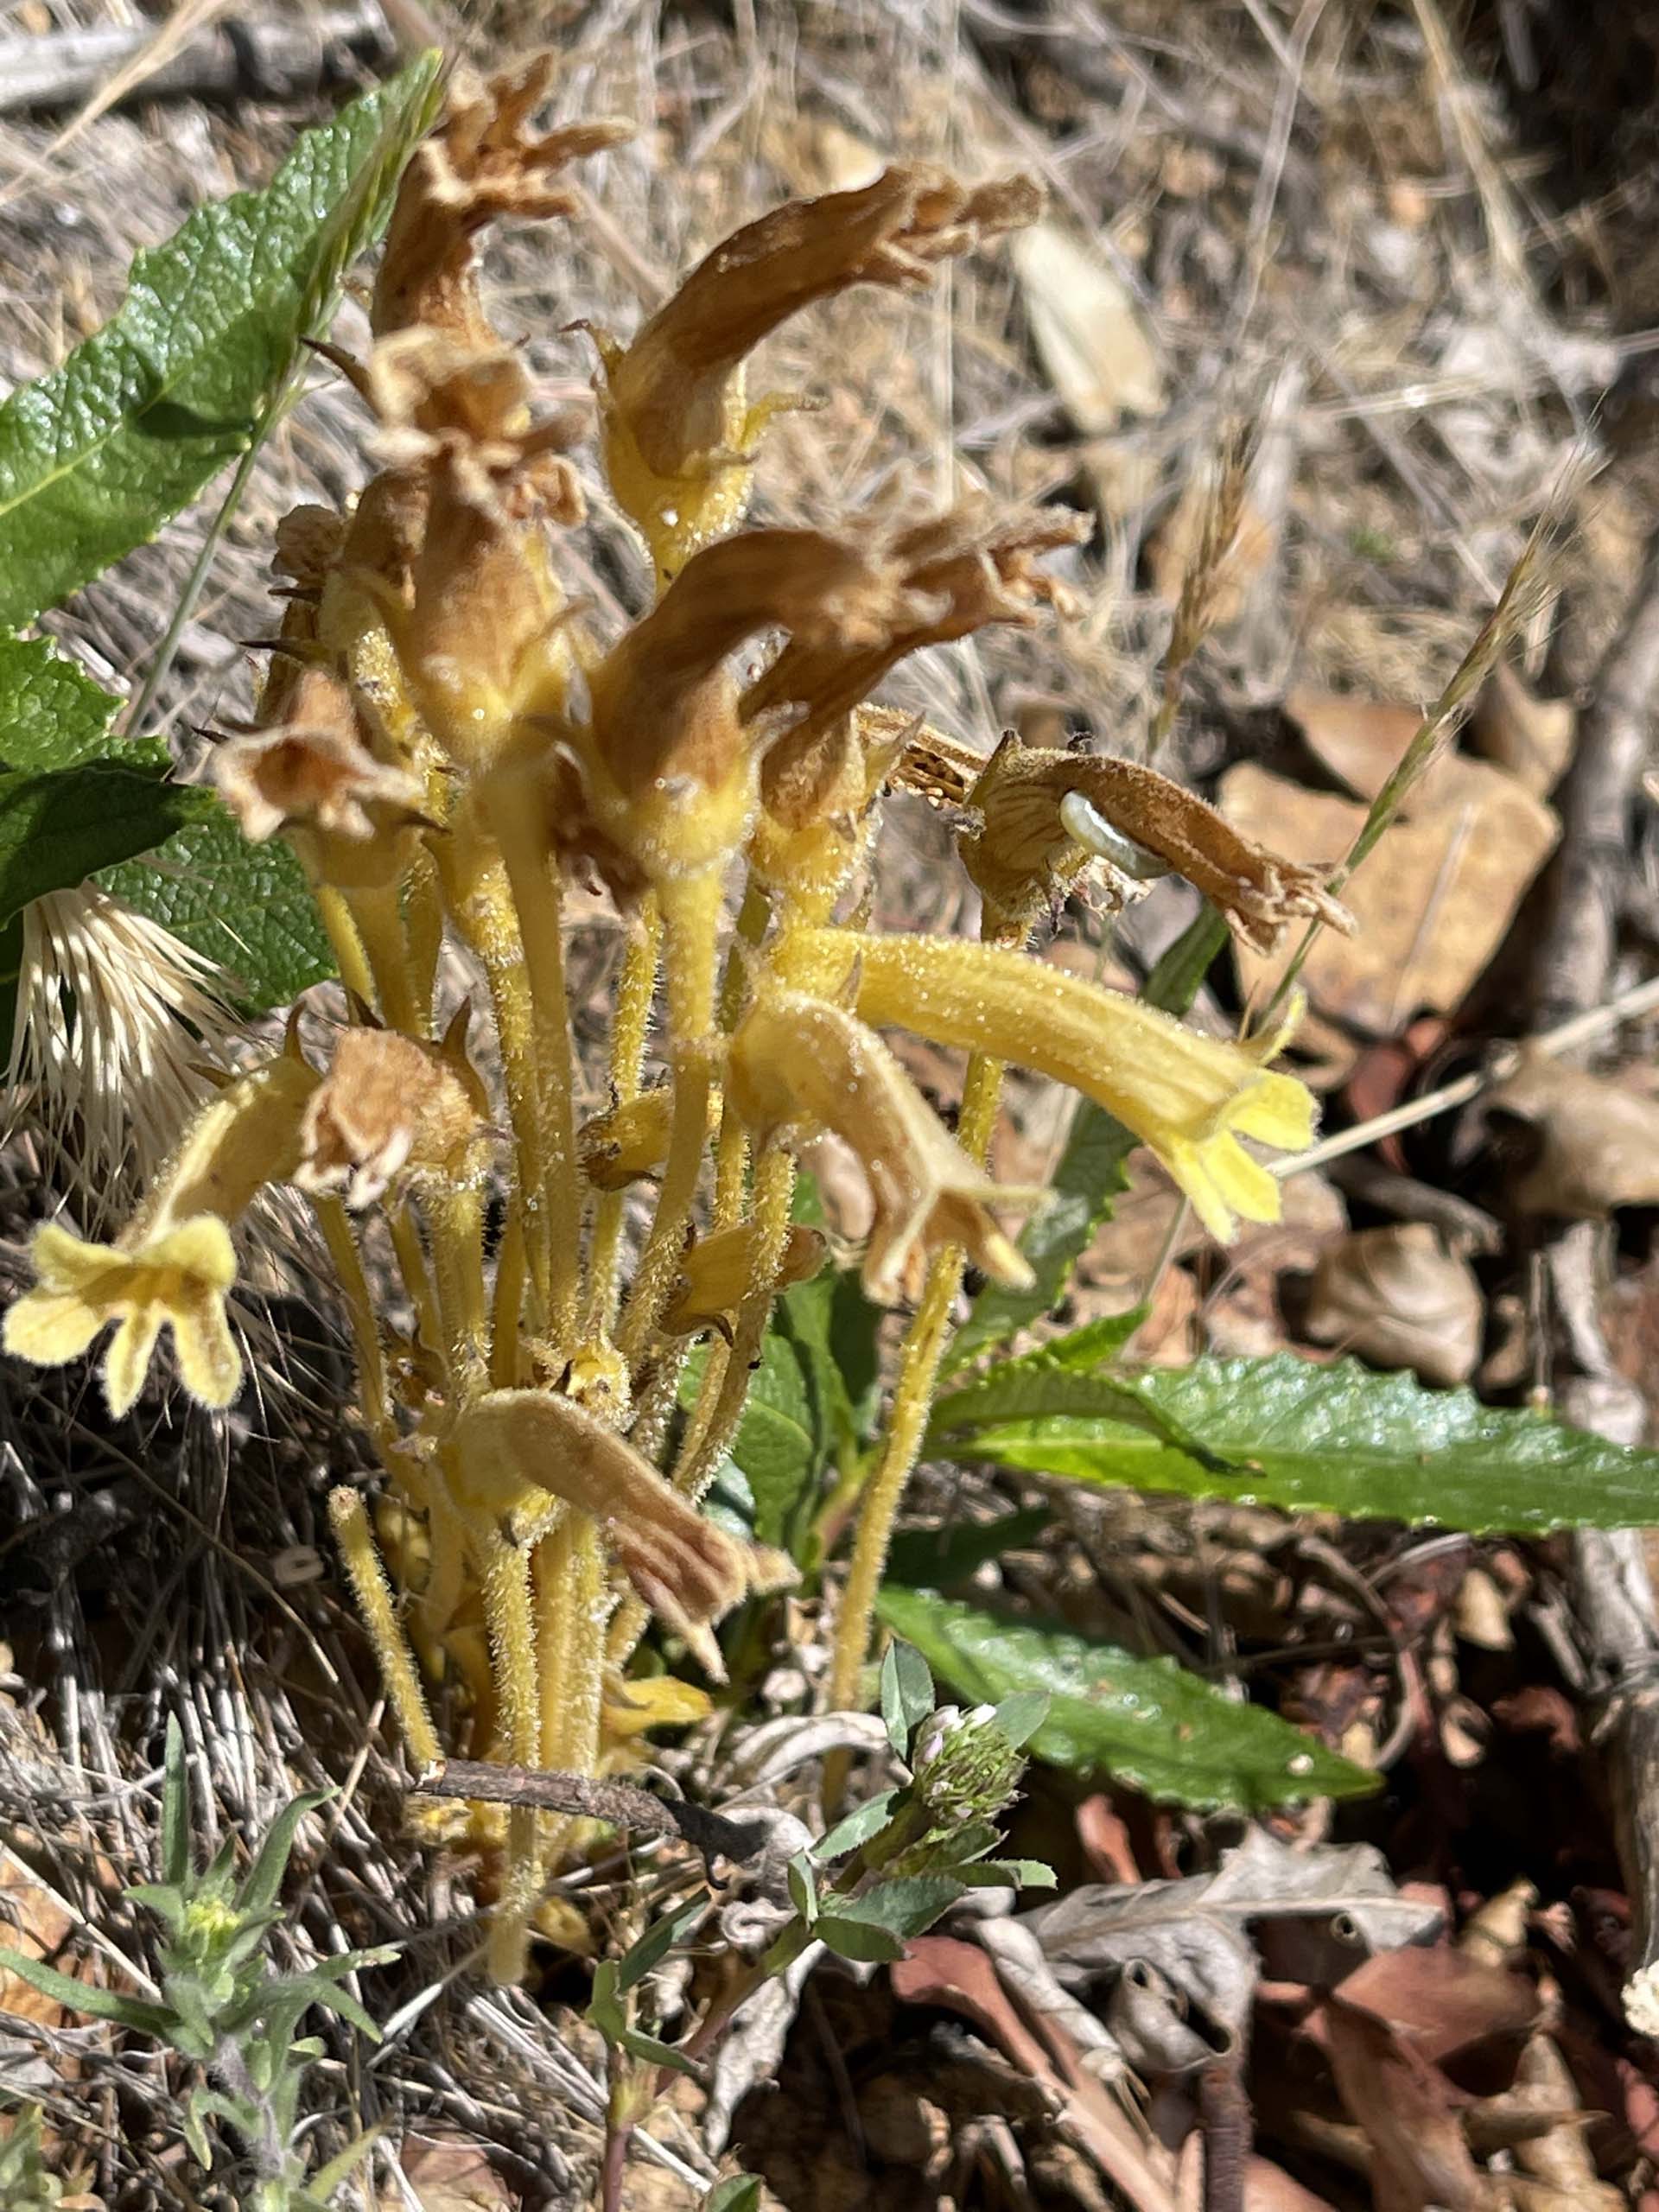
[876,1586,1376,1812]
[0,761,207,928]
[928,1333,1226,1468]
[0,636,146,772]
[950,1351,1659,1535]
[815,1914,907,1964]
[989,1690,1048,1751]
[830,1873,966,1941]
[0,58,442,629]
[950,1858,1057,1890]
[786,1851,818,1924]
[102,800,334,1011]
[879,1637,934,1758]
[948,906,1227,1370]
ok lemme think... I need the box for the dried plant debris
[1483,1050,1659,1217]
[1223,755,1557,1037]
[1303,1224,1484,1387]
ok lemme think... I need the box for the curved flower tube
[792,928,1317,1242]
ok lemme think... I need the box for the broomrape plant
[4,60,1338,1973]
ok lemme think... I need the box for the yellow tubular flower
[449,1389,789,1678]
[796,929,1316,1243]
[727,988,1040,1303]
[4,1217,239,1418]
[4,1049,319,1414]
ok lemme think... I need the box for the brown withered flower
[727,987,1039,1304]
[594,166,1042,573]
[373,56,632,347]
[449,1388,788,1678]
[365,332,588,756]
[213,666,425,859]
[959,731,1356,948]
[296,1010,491,1208]
[579,526,890,884]
[747,504,1088,796]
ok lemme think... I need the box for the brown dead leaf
[1013,222,1166,436]
[1303,1224,1484,1386]
[1470,663,1575,797]
[1286,690,1424,802]
[384,2134,516,2212]
[1484,1050,1659,1217]
[1245,2158,1340,2212]
[1332,1942,1541,2067]
[1323,1997,1494,2212]
[894,1936,1179,2212]
[0,1853,76,2028]
[1223,760,1558,1036]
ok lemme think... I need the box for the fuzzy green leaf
[0,57,442,628]
[876,1586,1376,1812]
[948,907,1227,1370]
[0,1947,176,2037]
[928,1325,1226,1468]
[102,802,334,1011]
[947,1352,1659,1535]
[880,1637,934,1759]
[0,636,143,772]
[0,762,207,929]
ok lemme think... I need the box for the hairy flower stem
[328,1488,442,1769]
[312,885,376,1010]
[585,899,661,1339]
[311,1197,392,1450]
[388,1204,446,1383]
[346,880,422,1033]
[616,870,722,1368]
[488,785,582,1348]
[481,1524,545,1980]
[824,1040,1009,1804]
[441,825,554,1328]
[428,1183,489,1392]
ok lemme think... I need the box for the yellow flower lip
[791,928,1318,1243]
[5,1215,241,1418]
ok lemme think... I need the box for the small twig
[414,1761,771,1867]
[1198,2053,1252,2212]
[1273,970,1659,1179]
[0,5,394,118]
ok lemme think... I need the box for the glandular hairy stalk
[2,58,1337,1965]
